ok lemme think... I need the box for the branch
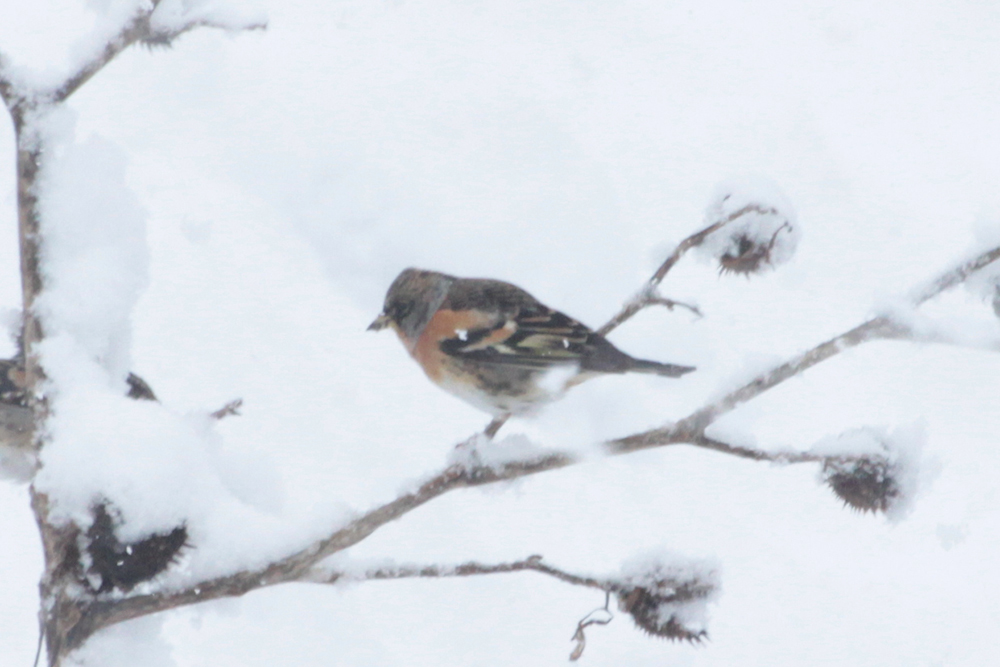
[911,244,1000,305]
[66,456,575,648]
[210,398,243,420]
[315,555,714,659]
[313,555,610,592]
[610,242,1000,454]
[50,2,266,104]
[608,316,906,454]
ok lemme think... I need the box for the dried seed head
[613,552,719,642]
[698,177,800,276]
[716,226,790,275]
[821,456,900,514]
[811,425,925,521]
[617,585,708,641]
[86,501,189,593]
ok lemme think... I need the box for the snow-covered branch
[316,553,718,655]
[0,3,266,117]
[50,1,266,105]
[315,555,609,590]
[610,316,905,453]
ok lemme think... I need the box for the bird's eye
[391,303,411,322]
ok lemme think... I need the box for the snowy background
[3,0,1000,665]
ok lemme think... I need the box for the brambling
[369,268,695,417]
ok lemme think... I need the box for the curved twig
[598,204,773,336]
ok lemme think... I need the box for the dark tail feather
[628,358,696,378]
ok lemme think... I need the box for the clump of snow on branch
[447,433,562,473]
[27,108,320,584]
[33,334,319,581]
[67,1,154,82]
[697,176,799,275]
[613,550,719,641]
[811,424,928,521]
[150,0,267,36]
[35,335,214,535]
[34,108,146,381]
[65,1,264,81]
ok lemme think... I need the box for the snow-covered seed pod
[820,456,900,514]
[811,425,923,520]
[616,586,708,641]
[699,176,800,276]
[86,501,189,593]
[613,552,718,641]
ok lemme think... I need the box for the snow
[35,106,146,381]
[66,615,175,667]
[2,1,1000,666]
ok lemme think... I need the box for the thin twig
[911,245,1000,306]
[210,399,243,420]
[648,295,703,317]
[315,555,610,592]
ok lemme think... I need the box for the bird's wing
[438,304,616,370]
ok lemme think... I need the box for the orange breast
[410,309,505,382]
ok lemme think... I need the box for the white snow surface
[2,1,1000,666]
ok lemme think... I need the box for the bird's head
[368,268,456,341]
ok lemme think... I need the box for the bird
[368,268,695,418]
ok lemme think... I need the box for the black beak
[367,313,390,331]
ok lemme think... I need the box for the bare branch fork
[596,203,774,337]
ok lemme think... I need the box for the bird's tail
[628,358,696,378]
